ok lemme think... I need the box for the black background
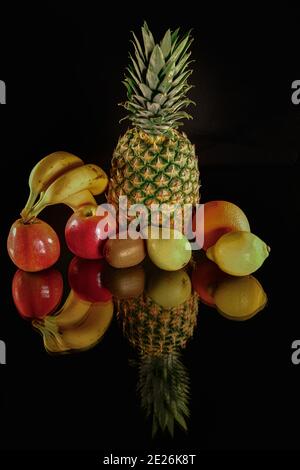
[0,3,300,460]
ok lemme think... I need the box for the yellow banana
[26,164,108,219]
[62,190,97,212]
[21,151,84,219]
[61,300,114,351]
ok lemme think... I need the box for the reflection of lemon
[206,231,270,276]
[146,269,192,308]
[214,275,267,321]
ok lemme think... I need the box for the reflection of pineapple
[117,291,198,436]
[118,293,198,355]
[108,22,200,213]
[137,352,190,437]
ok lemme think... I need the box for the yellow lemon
[206,231,270,276]
[146,227,192,271]
[213,275,267,321]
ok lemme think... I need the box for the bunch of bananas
[33,289,114,353]
[21,151,108,221]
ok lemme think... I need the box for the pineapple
[108,22,200,217]
[117,290,198,436]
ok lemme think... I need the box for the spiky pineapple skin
[117,291,198,355]
[107,128,200,211]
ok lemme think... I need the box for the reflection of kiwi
[214,275,267,321]
[102,264,146,300]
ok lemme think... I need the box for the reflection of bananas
[43,332,67,353]
[34,296,114,354]
[26,164,108,219]
[33,290,91,353]
[21,151,84,219]
[45,289,91,331]
[61,301,113,350]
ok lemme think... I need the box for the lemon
[206,231,270,276]
[146,227,192,271]
[213,275,267,321]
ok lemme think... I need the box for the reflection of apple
[12,268,63,319]
[191,257,228,306]
[65,205,116,259]
[68,257,112,303]
[7,218,60,272]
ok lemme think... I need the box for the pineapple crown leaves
[137,353,190,437]
[120,21,195,135]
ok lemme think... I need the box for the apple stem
[20,216,37,225]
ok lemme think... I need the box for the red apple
[65,205,116,260]
[12,268,63,319]
[68,257,112,303]
[7,218,60,272]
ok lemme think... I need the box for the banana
[21,151,84,219]
[62,190,97,212]
[26,164,108,220]
[61,300,114,351]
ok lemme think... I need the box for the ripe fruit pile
[7,151,109,271]
[6,155,271,278]
[7,22,271,279]
[6,152,193,273]
[8,21,271,438]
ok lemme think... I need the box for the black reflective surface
[1,164,298,454]
[0,4,299,458]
